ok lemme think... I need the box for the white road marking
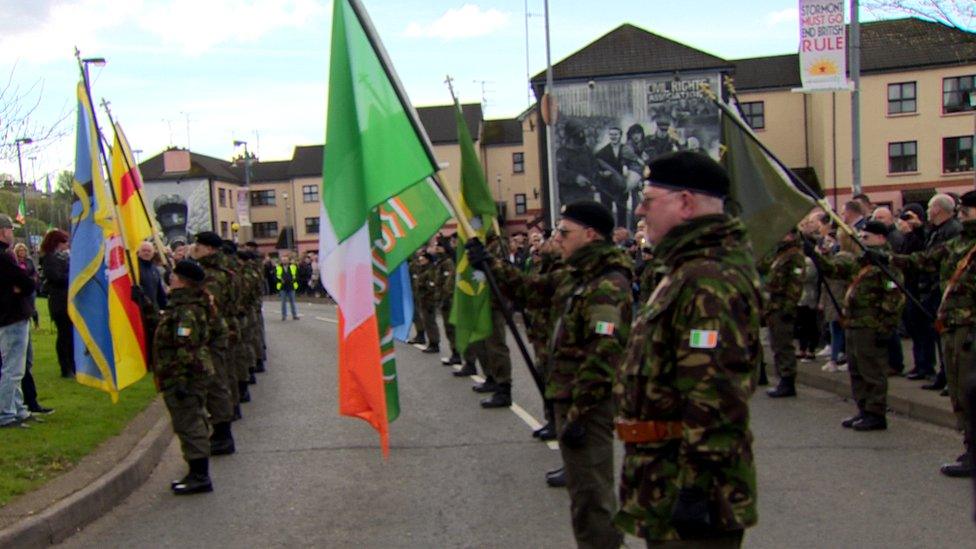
[315,316,338,324]
[465,375,559,451]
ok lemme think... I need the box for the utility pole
[543,0,558,229]
[850,0,862,194]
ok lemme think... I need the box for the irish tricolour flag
[319,0,441,454]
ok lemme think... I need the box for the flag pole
[99,100,173,269]
[74,49,140,288]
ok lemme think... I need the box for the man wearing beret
[808,221,905,431]
[191,232,237,454]
[615,151,760,546]
[759,229,806,398]
[154,260,215,494]
[893,190,976,477]
[468,199,632,548]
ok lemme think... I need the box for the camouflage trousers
[233,316,256,385]
[554,399,621,549]
[766,310,797,379]
[468,306,512,384]
[251,308,267,362]
[846,328,889,417]
[419,300,440,346]
[164,376,211,461]
[942,326,976,432]
[205,346,236,424]
[440,300,456,354]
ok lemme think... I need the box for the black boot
[254,359,266,373]
[407,332,426,345]
[533,422,556,441]
[481,383,512,408]
[922,370,947,391]
[441,351,462,366]
[851,412,887,431]
[233,404,242,421]
[841,411,864,428]
[472,376,497,393]
[210,422,236,456]
[421,342,440,354]
[941,438,973,478]
[239,381,251,403]
[546,467,566,488]
[453,361,477,377]
[248,369,257,385]
[171,458,213,495]
[766,376,796,398]
[757,361,769,386]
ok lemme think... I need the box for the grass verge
[0,297,157,507]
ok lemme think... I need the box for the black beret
[862,220,889,236]
[173,259,205,283]
[194,231,223,249]
[560,200,614,239]
[960,191,976,209]
[221,239,238,254]
[646,151,730,198]
[900,203,925,221]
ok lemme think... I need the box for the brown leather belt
[615,419,683,443]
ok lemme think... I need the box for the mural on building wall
[141,179,213,246]
[552,72,722,229]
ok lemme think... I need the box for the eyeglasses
[639,190,680,209]
[556,227,579,237]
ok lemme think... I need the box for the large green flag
[375,177,451,271]
[720,98,815,257]
[449,100,498,354]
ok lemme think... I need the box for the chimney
[163,149,191,174]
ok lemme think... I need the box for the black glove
[465,238,490,270]
[174,384,190,401]
[801,237,816,258]
[559,420,586,449]
[863,247,889,266]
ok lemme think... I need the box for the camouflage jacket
[415,260,438,305]
[816,244,905,332]
[614,214,760,540]
[239,256,264,313]
[637,255,667,306]
[153,287,213,390]
[895,220,976,330]
[758,240,805,316]
[197,252,233,345]
[433,254,456,305]
[493,240,632,421]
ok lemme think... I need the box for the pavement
[0,300,968,547]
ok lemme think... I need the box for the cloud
[764,8,799,27]
[403,4,511,40]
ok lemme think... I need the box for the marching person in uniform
[154,259,214,495]
[759,229,805,398]
[615,151,760,547]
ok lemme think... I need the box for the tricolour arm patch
[177,326,192,337]
[689,329,718,349]
[595,321,615,336]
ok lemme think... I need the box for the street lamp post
[15,137,33,252]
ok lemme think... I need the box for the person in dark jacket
[1,213,37,428]
[10,242,53,415]
[135,241,167,367]
[39,229,75,378]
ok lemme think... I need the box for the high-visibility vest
[275,263,298,291]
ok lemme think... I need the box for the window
[512,152,525,174]
[305,216,320,234]
[888,82,916,114]
[252,221,278,239]
[250,189,275,207]
[888,141,918,173]
[218,188,227,207]
[943,75,976,114]
[740,101,765,130]
[514,193,527,215]
[944,136,974,173]
[302,184,319,203]
[220,221,228,237]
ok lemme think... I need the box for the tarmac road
[59,301,975,548]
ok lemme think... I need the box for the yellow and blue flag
[68,81,146,402]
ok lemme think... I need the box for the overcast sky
[0,0,901,186]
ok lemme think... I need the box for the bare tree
[864,1,975,32]
[0,63,72,164]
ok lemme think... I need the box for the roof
[139,149,241,182]
[734,18,976,91]
[234,159,291,183]
[482,118,523,146]
[531,24,732,86]
[416,103,482,144]
[289,145,324,177]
